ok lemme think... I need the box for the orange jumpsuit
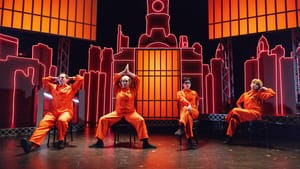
[29,75,83,145]
[177,89,200,139]
[95,74,149,140]
[225,88,275,137]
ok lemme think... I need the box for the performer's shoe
[142,139,156,149]
[174,127,184,136]
[20,138,32,153]
[187,138,195,150]
[89,139,104,148]
[223,136,233,145]
[57,140,65,149]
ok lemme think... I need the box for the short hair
[251,78,263,88]
[182,76,191,83]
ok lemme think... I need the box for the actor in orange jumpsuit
[224,78,275,144]
[89,64,156,149]
[174,77,200,149]
[20,73,84,153]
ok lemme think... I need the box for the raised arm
[42,76,57,91]
[70,75,84,91]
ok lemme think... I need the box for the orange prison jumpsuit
[29,75,83,145]
[225,88,275,137]
[95,74,149,140]
[177,89,200,139]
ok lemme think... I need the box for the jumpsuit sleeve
[113,74,122,95]
[236,93,245,108]
[258,88,276,100]
[71,75,84,92]
[131,75,140,96]
[42,76,56,92]
[177,91,190,106]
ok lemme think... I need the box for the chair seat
[47,122,74,147]
[111,118,136,146]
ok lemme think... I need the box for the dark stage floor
[1,128,300,169]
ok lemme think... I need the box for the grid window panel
[136,49,180,119]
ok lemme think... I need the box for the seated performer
[89,64,156,149]
[224,78,275,144]
[174,77,200,149]
[20,73,84,153]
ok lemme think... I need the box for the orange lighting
[0,0,97,41]
[208,0,299,39]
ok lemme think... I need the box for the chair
[178,119,200,146]
[111,117,136,147]
[235,120,270,147]
[47,121,74,147]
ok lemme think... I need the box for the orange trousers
[29,111,72,145]
[95,111,149,140]
[225,108,261,137]
[179,106,199,139]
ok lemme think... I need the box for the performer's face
[120,76,130,88]
[250,81,260,91]
[183,80,191,89]
[58,73,68,85]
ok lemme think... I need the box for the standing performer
[175,77,200,149]
[224,78,275,144]
[89,64,156,149]
[20,73,84,153]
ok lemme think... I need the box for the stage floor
[1,128,300,169]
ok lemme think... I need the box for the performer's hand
[187,105,192,112]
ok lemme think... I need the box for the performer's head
[250,78,263,91]
[58,73,68,85]
[120,75,131,88]
[182,76,191,89]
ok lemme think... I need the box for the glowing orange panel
[287,0,296,10]
[239,0,247,19]
[84,0,92,23]
[68,0,76,21]
[298,11,300,26]
[287,12,297,28]
[3,10,12,27]
[267,0,275,14]
[277,13,286,29]
[223,0,230,21]
[231,21,238,36]
[215,23,222,38]
[209,25,214,39]
[33,0,42,15]
[136,49,180,119]
[43,0,51,16]
[42,17,50,32]
[231,0,238,20]
[77,0,84,22]
[208,0,214,24]
[239,19,247,35]
[267,15,276,31]
[76,23,83,38]
[223,22,230,37]
[248,0,256,17]
[50,19,58,34]
[214,0,221,22]
[14,0,23,11]
[257,16,266,32]
[60,0,68,19]
[59,20,67,35]
[276,0,286,12]
[91,26,96,40]
[0,0,2,8]
[51,0,59,18]
[68,22,75,37]
[22,14,31,30]
[257,1,266,15]
[13,12,22,29]
[4,0,12,9]
[24,0,32,13]
[84,25,91,39]
[32,15,41,31]
[248,18,257,33]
